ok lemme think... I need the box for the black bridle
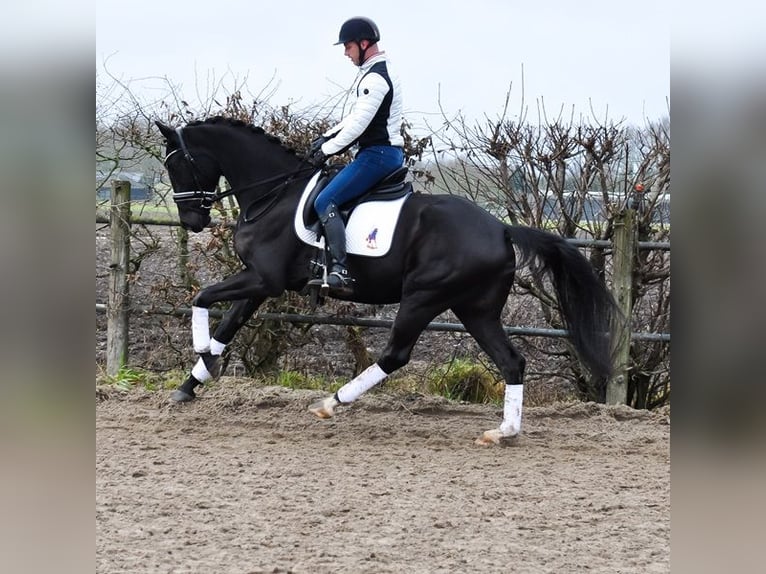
[164,126,315,219]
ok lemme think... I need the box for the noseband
[164,126,316,213]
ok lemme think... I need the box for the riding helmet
[335,17,380,45]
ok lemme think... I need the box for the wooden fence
[98,181,670,404]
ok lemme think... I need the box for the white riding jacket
[321,52,404,155]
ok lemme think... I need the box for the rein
[240,169,314,223]
[165,127,315,219]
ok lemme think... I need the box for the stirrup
[305,254,330,295]
[327,269,354,295]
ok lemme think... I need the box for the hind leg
[452,301,526,446]
[309,293,448,418]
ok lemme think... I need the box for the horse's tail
[505,225,617,381]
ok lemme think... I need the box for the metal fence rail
[95,303,670,343]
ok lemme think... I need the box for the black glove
[309,135,328,156]
[309,147,327,167]
[307,136,328,166]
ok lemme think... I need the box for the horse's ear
[155,120,177,142]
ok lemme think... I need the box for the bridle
[164,126,315,219]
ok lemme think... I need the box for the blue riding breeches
[314,145,404,217]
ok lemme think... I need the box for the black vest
[357,61,395,149]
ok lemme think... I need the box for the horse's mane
[186,116,296,155]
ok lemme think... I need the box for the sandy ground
[96,379,669,574]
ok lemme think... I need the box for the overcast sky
[96,0,669,128]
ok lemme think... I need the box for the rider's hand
[307,136,328,167]
[308,147,327,167]
[309,135,328,156]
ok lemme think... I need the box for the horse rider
[307,16,405,296]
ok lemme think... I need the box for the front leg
[171,270,271,403]
[171,297,264,402]
[203,295,266,376]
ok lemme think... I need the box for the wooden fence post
[177,226,193,290]
[106,180,131,377]
[607,206,636,404]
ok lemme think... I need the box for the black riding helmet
[334,17,380,45]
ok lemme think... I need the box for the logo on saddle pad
[293,172,410,257]
[366,228,378,249]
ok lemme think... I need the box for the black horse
[155,116,616,445]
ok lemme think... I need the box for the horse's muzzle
[181,221,203,233]
[179,211,210,233]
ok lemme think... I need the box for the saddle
[301,165,410,233]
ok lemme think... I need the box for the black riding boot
[319,203,354,296]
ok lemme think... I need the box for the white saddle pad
[293,171,411,257]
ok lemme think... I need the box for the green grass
[425,359,504,404]
[97,200,178,222]
[270,365,505,405]
[272,370,344,393]
[95,362,507,405]
[96,200,237,224]
[101,366,183,392]
[95,362,585,408]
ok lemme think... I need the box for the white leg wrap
[336,363,388,404]
[192,306,211,353]
[210,338,226,356]
[191,357,212,383]
[499,384,524,437]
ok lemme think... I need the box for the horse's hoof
[309,397,335,419]
[170,389,195,403]
[475,428,504,446]
[475,428,520,446]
